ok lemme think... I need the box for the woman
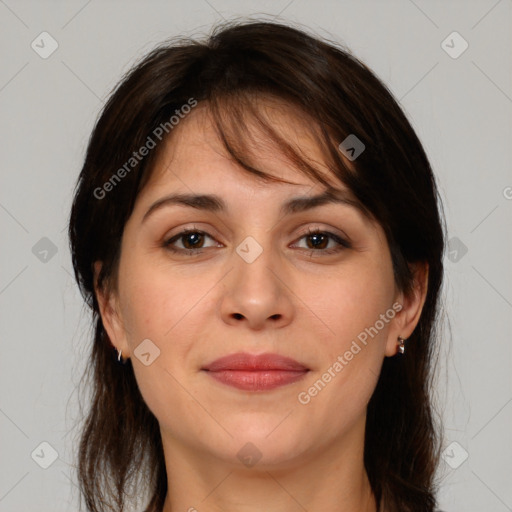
[68,19,446,512]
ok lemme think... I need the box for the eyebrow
[141,189,368,224]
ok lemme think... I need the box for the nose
[219,245,295,331]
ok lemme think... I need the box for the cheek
[118,256,215,362]
[123,278,188,342]
[116,262,205,418]
[303,259,395,344]
[296,258,395,409]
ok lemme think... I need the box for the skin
[95,100,428,512]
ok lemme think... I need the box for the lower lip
[204,369,309,391]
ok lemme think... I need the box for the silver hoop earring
[397,336,406,354]
[117,348,122,362]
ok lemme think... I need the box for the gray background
[0,0,511,511]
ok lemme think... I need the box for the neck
[160,416,377,512]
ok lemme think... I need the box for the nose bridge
[220,231,294,329]
[233,232,280,299]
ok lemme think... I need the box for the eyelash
[163,226,351,257]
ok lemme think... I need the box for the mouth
[201,352,310,391]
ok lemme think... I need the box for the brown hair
[68,19,446,512]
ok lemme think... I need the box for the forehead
[130,101,375,232]
[142,98,346,194]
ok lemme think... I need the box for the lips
[202,352,309,372]
[202,352,309,391]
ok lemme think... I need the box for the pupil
[185,233,202,249]
[309,234,326,249]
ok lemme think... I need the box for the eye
[163,226,351,257]
[163,228,219,256]
[292,227,351,255]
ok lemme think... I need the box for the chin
[226,422,306,460]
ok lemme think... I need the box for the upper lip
[202,352,309,372]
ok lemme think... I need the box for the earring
[116,347,128,365]
[397,336,406,354]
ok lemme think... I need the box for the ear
[385,261,429,357]
[93,261,131,358]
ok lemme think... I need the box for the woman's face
[97,102,420,469]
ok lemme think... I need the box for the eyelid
[296,225,350,244]
[164,226,220,250]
